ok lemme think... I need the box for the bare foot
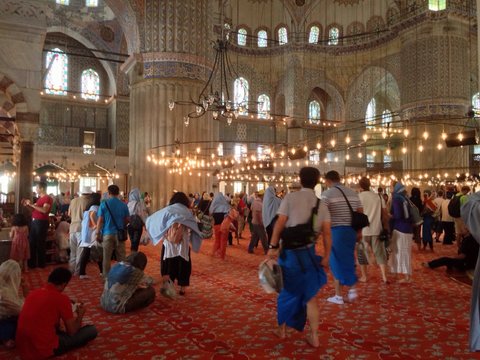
[272,328,286,339]
[306,334,319,348]
[358,276,367,283]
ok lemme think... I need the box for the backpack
[407,199,423,226]
[448,195,462,218]
[164,223,185,244]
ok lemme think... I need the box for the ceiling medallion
[334,0,363,5]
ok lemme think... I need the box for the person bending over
[101,252,155,313]
[424,234,479,272]
[16,267,97,359]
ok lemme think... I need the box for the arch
[255,27,270,48]
[345,66,400,123]
[47,27,117,96]
[81,69,100,100]
[308,100,321,124]
[0,73,28,115]
[257,94,271,119]
[45,48,68,96]
[326,23,343,45]
[103,0,139,53]
[236,25,251,46]
[275,24,289,45]
[366,15,385,32]
[234,77,249,115]
[308,24,322,44]
[346,21,365,36]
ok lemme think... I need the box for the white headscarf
[0,260,23,319]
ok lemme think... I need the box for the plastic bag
[160,279,176,299]
[259,259,283,294]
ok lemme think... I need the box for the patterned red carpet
[0,237,477,359]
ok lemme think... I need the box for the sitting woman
[0,260,28,348]
[100,252,155,314]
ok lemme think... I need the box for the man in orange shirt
[16,267,97,359]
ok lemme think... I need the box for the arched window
[381,109,392,127]
[309,100,321,124]
[428,0,446,11]
[81,69,100,100]
[365,98,376,128]
[45,48,68,96]
[278,27,288,45]
[328,27,339,46]
[472,93,480,116]
[308,26,320,44]
[257,94,270,119]
[257,30,268,47]
[86,0,98,6]
[237,28,247,46]
[234,77,249,115]
[56,0,69,4]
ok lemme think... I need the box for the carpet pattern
[0,237,477,359]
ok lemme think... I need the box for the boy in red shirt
[16,267,97,359]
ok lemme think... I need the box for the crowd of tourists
[0,170,480,358]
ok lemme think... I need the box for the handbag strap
[335,186,354,215]
[378,194,385,231]
[105,201,121,231]
[309,198,320,230]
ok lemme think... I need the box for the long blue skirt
[277,245,326,331]
[330,226,357,286]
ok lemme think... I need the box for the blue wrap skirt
[330,225,357,286]
[277,244,326,331]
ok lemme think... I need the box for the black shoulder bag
[105,201,128,242]
[281,198,320,250]
[335,186,369,231]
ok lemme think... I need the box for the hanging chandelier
[168,25,260,126]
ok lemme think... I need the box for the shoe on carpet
[327,295,344,305]
[79,275,89,279]
[347,289,358,302]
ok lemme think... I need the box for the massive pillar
[399,15,471,175]
[126,0,215,210]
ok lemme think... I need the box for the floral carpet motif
[0,237,477,359]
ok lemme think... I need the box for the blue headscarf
[262,186,281,227]
[209,192,231,214]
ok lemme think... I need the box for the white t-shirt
[277,188,330,233]
[358,191,384,236]
[441,199,453,222]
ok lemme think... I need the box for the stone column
[399,17,471,175]
[15,141,33,214]
[126,0,214,210]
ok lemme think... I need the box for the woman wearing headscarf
[209,192,231,256]
[0,260,28,347]
[461,191,480,351]
[100,252,155,314]
[410,187,423,251]
[262,186,282,245]
[127,188,148,252]
[146,192,202,296]
[389,182,414,283]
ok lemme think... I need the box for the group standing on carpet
[1,171,480,357]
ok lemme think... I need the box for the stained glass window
[258,30,268,47]
[86,0,98,6]
[381,109,392,126]
[309,26,320,44]
[81,69,100,100]
[45,48,68,96]
[234,77,249,115]
[237,28,247,46]
[309,100,321,124]
[257,94,270,119]
[278,27,288,45]
[366,98,376,128]
[328,27,339,45]
[56,0,69,4]
[472,93,480,116]
[428,0,446,11]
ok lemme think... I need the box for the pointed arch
[45,48,68,96]
[81,69,100,100]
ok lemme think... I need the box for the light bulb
[441,132,447,140]
[404,129,410,137]
[212,111,219,120]
[363,134,368,142]
[316,143,321,149]
[330,139,336,147]
[168,101,175,111]
[345,136,351,144]
[402,146,407,154]
[303,145,308,152]
[386,148,391,155]
[437,143,443,150]
[418,145,424,152]
[423,131,429,140]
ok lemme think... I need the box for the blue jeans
[54,325,98,356]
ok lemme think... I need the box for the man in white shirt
[357,177,389,283]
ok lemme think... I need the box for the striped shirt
[321,184,362,227]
